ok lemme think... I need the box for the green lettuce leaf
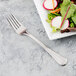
[70,23,74,27]
[72,11,76,24]
[60,0,76,20]
[62,0,70,5]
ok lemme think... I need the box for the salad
[43,0,76,33]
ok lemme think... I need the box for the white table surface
[0,0,76,76]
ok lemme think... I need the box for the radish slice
[51,16,69,30]
[43,0,58,10]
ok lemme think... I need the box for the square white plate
[33,0,76,40]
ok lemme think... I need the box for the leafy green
[46,19,51,23]
[48,13,55,20]
[69,17,73,23]
[72,12,76,24]
[68,17,76,27]
[47,13,60,32]
[48,13,60,20]
[52,27,60,32]
[70,23,74,27]
[52,26,57,32]
[62,0,70,5]
[60,0,76,20]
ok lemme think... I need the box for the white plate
[33,0,76,40]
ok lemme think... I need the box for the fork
[6,14,67,66]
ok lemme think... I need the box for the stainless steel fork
[6,14,67,66]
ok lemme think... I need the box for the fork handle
[25,33,67,66]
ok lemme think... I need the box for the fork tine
[11,14,22,26]
[6,17,17,30]
[9,15,20,28]
[7,14,27,34]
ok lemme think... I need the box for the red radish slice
[51,16,69,30]
[43,0,58,10]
